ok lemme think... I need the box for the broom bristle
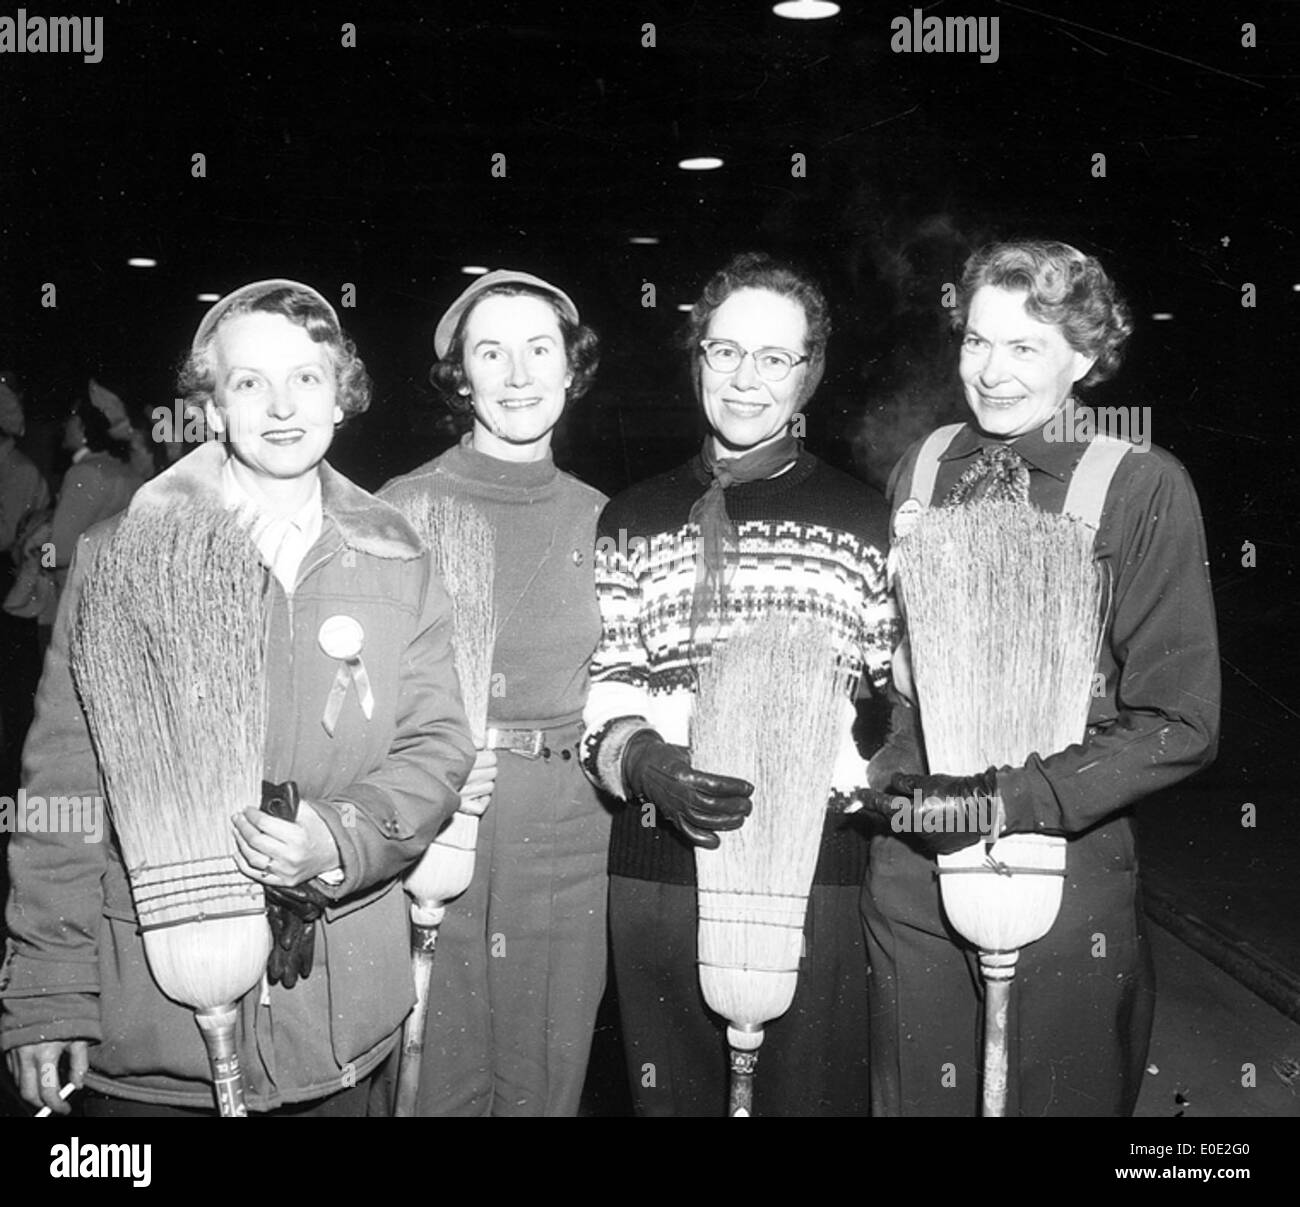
[895,501,1102,774]
[389,492,497,907]
[392,493,496,744]
[691,615,850,1032]
[894,500,1101,951]
[70,501,270,1006]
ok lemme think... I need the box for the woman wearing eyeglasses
[581,252,896,1116]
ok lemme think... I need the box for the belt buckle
[519,730,544,759]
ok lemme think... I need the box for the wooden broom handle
[726,1024,764,1117]
[979,950,1020,1118]
[394,905,445,1117]
[194,1003,247,1118]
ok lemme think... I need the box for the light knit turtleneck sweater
[379,434,608,728]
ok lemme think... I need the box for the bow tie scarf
[687,435,802,654]
[943,443,1032,508]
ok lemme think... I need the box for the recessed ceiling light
[773,1,840,19]
[1150,313,1174,321]
[678,156,724,171]
[676,303,694,312]
[1292,283,1300,292]
[196,292,221,302]
[629,236,660,245]
[127,257,157,268]
[461,265,490,276]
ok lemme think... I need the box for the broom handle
[979,950,1020,1118]
[394,902,446,1118]
[194,1003,247,1118]
[726,1024,763,1117]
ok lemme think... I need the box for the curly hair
[177,285,372,420]
[429,284,601,415]
[681,252,832,402]
[953,240,1134,386]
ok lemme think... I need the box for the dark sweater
[381,435,607,727]
[581,446,895,885]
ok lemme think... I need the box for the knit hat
[0,381,23,436]
[191,279,340,354]
[433,270,579,360]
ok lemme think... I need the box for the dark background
[1,0,1297,1116]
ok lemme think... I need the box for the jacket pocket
[322,879,414,1068]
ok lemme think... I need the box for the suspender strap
[1062,435,1131,531]
[901,424,966,509]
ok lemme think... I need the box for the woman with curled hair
[858,239,1219,1116]
[581,251,896,1115]
[3,278,475,1116]
[380,270,611,1116]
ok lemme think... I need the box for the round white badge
[893,498,925,541]
[318,615,364,661]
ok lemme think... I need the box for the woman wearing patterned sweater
[581,253,896,1116]
[380,270,610,1117]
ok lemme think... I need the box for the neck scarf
[944,441,1031,507]
[687,432,801,643]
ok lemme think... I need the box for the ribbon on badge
[318,615,374,736]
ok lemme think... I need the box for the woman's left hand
[233,801,341,888]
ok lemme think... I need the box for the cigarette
[35,1082,76,1117]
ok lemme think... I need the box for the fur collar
[131,442,423,560]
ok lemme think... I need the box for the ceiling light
[773,1,841,19]
[678,156,723,171]
[127,257,157,268]
[629,236,660,245]
[196,292,220,302]
[460,265,490,276]
[1150,313,1174,321]
[676,303,693,312]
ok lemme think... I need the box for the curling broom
[69,501,271,1117]
[387,493,496,1117]
[691,614,850,1116]
[893,499,1104,1117]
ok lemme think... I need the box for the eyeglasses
[698,339,809,383]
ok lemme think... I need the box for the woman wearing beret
[2,279,474,1116]
[380,269,611,1116]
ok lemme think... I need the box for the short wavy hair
[429,283,601,416]
[953,240,1134,386]
[681,252,832,402]
[177,285,372,420]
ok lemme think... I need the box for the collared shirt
[886,416,1220,836]
[220,457,323,595]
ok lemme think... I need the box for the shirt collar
[940,404,1082,483]
[219,454,323,540]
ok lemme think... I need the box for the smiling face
[461,293,572,462]
[699,287,809,454]
[204,311,341,485]
[959,286,1097,438]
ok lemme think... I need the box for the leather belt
[483,726,576,761]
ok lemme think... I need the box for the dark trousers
[861,828,1156,1117]
[610,875,871,1117]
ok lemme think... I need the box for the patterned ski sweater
[580,446,896,885]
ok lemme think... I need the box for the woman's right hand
[459,748,499,814]
[7,1040,89,1114]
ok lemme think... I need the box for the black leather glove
[260,779,331,989]
[852,769,1000,856]
[622,730,754,850]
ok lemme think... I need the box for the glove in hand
[260,780,331,989]
[874,768,1001,856]
[622,730,754,850]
